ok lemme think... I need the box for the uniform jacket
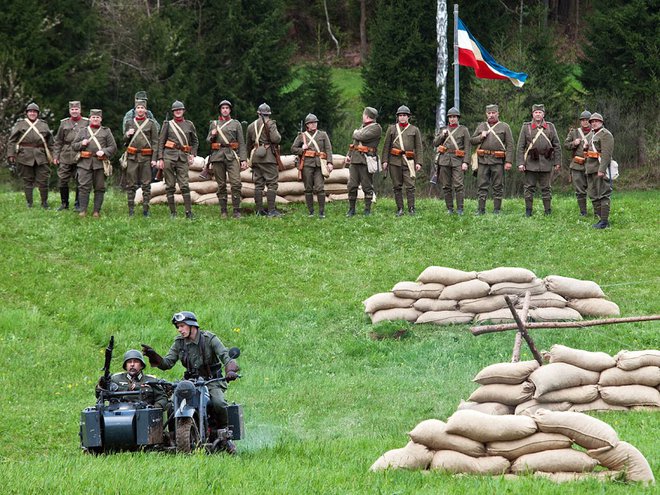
[206,118,247,163]
[516,121,561,172]
[103,371,168,410]
[381,123,423,167]
[246,118,281,165]
[122,109,159,134]
[470,121,514,165]
[564,126,591,171]
[584,127,614,175]
[53,117,90,164]
[291,130,333,168]
[433,124,471,167]
[124,117,159,163]
[72,126,117,170]
[157,118,199,162]
[348,122,382,166]
[7,118,53,166]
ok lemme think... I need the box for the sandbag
[536,385,599,404]
[569,399,629,412]
[468,382,534,406]
[325,167,349,183]
[277,168,300,182]
[408,419,486,457]
[331,153,347,168]
[515,399,572,416]
[150,193,183,205]
[567,298,620,317]
[459,295,508,314]
[392,282,444,299]
[489,279,546,296]
[196,193,220,205]
[529,307,583,322]
[415,311,474,325]
[529,363,600,397]
[532,409,619,450]
[474,308,517,325]
[413,298,457,312]
[189,155,206,171]
[363,293,414,313]
[518,292,567,308]
[430,450,510,475]
[276,181,305,196]
[416,266,477,285]
[445,410,537,442]
[599,366,660,387]
[148,181,167,196]
[510,448,598,473]
[439,279,490,300]
[477,267,536,285]
[323,183,349,194]
[486,432,573,460]
[328,190,364,201]
[457,401,514,415]
[544,275,605,299]
[188,180,219,195]
[370,307,421,324]
[473,360,540,385]
[369,440,433,471]
[599,385,660,407]
[188,170,205,182]
[588,441,655,484]
[615,350,660,371]
[548,344,616,372]
[282,195,305,203]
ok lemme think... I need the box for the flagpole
[454,4,459,110]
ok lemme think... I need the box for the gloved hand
[141,344,163,367]
[225,371,239,382]
[97,376,108,390]
[225,360,240,381]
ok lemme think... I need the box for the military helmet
[172,311,198,327]
[135,91,148,100]
[396,105,411,115]
[589,112,604,122]
[447,107,460,117]
[218,99,232,110]
[171,100,185,111]
[304,113,318,125]
[579,110,592,120]
[26,102,40,112]
[257,103,271,115]
[122,349,146,370]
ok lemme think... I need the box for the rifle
[297,120,305,181]
[155,112,170,181]
[261,115,284,172]
[101,335,114,389]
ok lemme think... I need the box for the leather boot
[318,193,326,218]
[593,202,610,228]
[143,204,150,217]
[232,195,242,218]
[364,197,372,216]
[444,193,454,213]
[220,198,228,218]
[394,192,404,216]
[39,188,49,209]
[525,198,533,217]
[305,193,314,216]
[593,201,601,220]
[74,187,80,212]
[406,191,415,215]
[577,197,587,216]
[493,198,502,214]
[183,192,192,216]
[93,191,104,216]
[266,190,281,216]
[456,193,464,215]
[185,210,194,220]
[167,194,177,217]
[475,198,485,215]
[254,191,266,216]
[543,198,552,215]
[57,186,69,211]
[346,198,356,217]
[78,190,89,216]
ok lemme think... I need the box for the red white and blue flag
[457,18,528,88]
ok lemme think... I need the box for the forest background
[0,0,657,192]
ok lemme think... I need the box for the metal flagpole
[454,4,459,110]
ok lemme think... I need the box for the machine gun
[100,335,114,389]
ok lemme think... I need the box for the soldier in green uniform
[124,99,159,217]
[53,101,88,211]
[7,102,54,208]
[291,113,333,218]
[516,104,562,216]
[72,109,117,217]
[433,107,471,215]
[156,100,199,219]
[381,106,423,216]
[206,100,248,218]
[122,91,159,134]
[470,104,514,214]
[346,106,382,216]
[246,103,282,217]
[97,349,169,412]
[141,311,240,453]
[564,110,592,216]
[584,113,614,229]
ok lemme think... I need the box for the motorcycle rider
[141,311,240,453]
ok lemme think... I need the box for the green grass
[0,189,658,494]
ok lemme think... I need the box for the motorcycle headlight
[175,380,196,401]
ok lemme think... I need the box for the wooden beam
[505,296,543,365]
[471,315,660,336]
[511,291,531,363]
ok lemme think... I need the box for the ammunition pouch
[211,142,239,151]
[349,144,376,154]
[303,150,327,159]
[79,151,93,159]
[436,145,448,154]
[165,140,192,153]
[573,156,586,165]
[454,150,466,157]
[127,146,138,155]
[585,151,600,159]
[389,148,415,159]
[141,148,153,156]
[544,148,554,159]
[477,149,506,159]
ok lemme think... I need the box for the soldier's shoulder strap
[60,117,69,122]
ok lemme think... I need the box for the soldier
[206,100,248,218]
[53,101,88,211]
[156,100,199,219]
[516,104,561,216]
[433,107,471,215]
[584,113,614,229]
[291,113,333,218]
[381,106,423,216]
[124,99,159,217]
[564,110,592,216]
[122,91,159,134]
[96,349,169,412]
[470,104,514,214]
[246,103,282,217]
[72,109,117,218]
[345,106,382,216]
[141,311,240,453]
[7,102,54,209]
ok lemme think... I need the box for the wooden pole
[511,291,531,363]
[471,314,660,336]
[505,296,543,365]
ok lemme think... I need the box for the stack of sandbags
[364,266,619,325]
[370,409,655,485]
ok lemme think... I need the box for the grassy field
[0,189,658,494]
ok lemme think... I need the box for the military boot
[346,198,356,217]
[406,191,415,216]
[25,188,34,208]
[456,193,464,215]
[219,198,228,219]
[525,198,533,217]
[475,198,485,215]
[364,197,372,216]
[543,198,552,215]
[74,187,81,212]
[318,193,326,218]
[57,186,69,211]
[577,197,587,216]
[143,204,150,217]
[78,191,89,217]
[593,203,610,229]
[394,192,404,217]
[128,196,135,217]
[182,192,193,216]
[593,201,601,220]
[254,191,267,216]
[493,198,502,214]
[232,195,242,218]
[444,193,454,214]
[167,194,177,217]
[185,210,194,220]
[93,191,104,217]
[305,193,314,217]
[267,190,281,217]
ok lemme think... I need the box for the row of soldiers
[6,96,614,227]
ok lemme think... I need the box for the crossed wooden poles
[470,291,660,365]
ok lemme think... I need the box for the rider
[141,311,240,452]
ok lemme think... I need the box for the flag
[457,18,528,88]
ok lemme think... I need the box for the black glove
[141,344,163,367]
[225,371,239,382]
[97,376,108,390]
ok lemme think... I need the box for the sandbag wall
[363,267,621,325]
[370,409,655,484]
[462,345,660,414]
[135,154,362,205]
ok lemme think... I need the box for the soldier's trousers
[523,171,552,201]
[164,158,191,212]
[586,172,612,212]
[440,165,464,209]
[302,165,324,196]
[253,162,279,211]
[20,162,50,190]
[57,162,77,187]
[476,162,504,201]
[77,166,106,212]
[571,169,587,200]
[208,385,229,427]
[126,158,152,206]
[347,163,374,200]
[213,159,242,202]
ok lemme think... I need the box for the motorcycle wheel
[176,417,200,453]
